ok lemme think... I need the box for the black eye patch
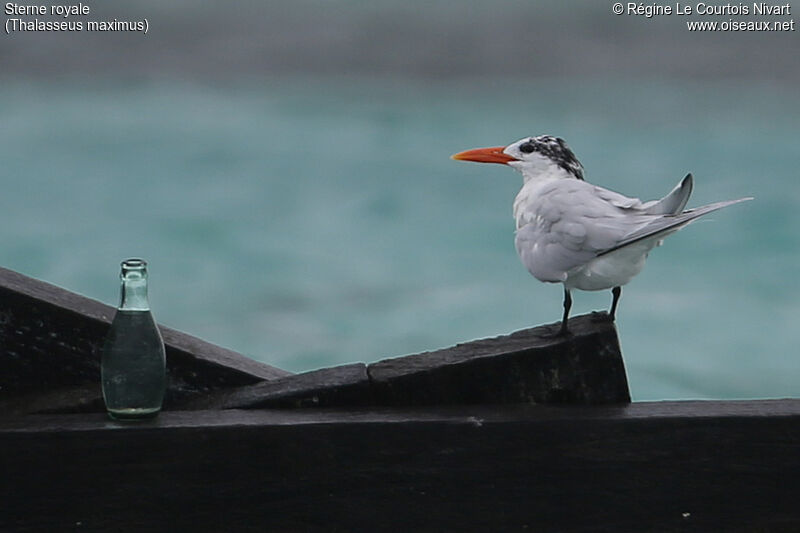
[519,142,535,154]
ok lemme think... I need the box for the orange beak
[451,146,516,165]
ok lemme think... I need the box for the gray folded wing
[598,197,753,257]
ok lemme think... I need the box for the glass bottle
[101,258,166,420]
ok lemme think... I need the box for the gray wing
[641,173,694,215]
[597,197,752,257]
[595,173,693,215]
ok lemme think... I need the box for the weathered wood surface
[0,266,289,414]
[369,311,628,406]
[179,363,372,410]
[1,400,798,532]
[181,312,630,410]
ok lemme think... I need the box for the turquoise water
[1,78,797,400]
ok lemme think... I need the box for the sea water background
[1,2,798,401]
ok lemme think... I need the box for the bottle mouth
[121,258,148,280]
[122,258,147,269]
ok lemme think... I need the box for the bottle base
[106,407,161,421]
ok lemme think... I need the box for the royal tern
[452,135,752,335]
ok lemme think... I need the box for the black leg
[609,286,622,320]
[559,287,572,335]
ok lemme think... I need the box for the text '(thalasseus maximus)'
[452,135,752,335]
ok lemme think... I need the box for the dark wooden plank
[178,312,629,410]
[176,363,371,410]
[1,400,798,532]
[0,266,289,412]
[368,311,630,405]
[0,384,104,416]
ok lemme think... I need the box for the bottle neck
[118,259,151,311]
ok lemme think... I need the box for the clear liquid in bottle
[101,259,166,420]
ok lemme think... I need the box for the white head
[452,135,584,183]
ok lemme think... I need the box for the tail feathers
[599,196,753,257]
[643,173,694,215]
